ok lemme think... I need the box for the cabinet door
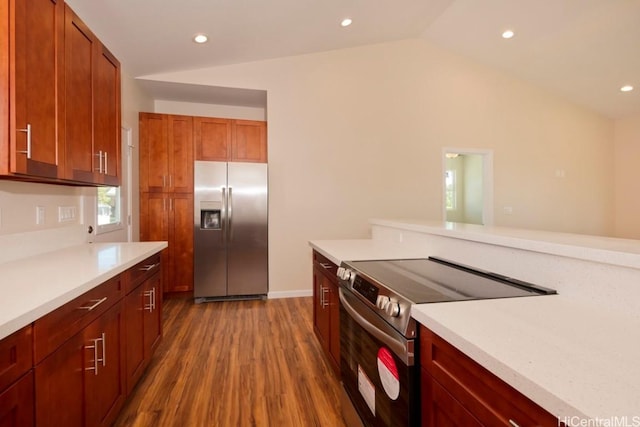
[139,113,169,193]
[313,266,330,352]
[168,194,194,292]
[84,301,125,427]
[35,332,85,427]
[124,286,145,394]
[194,117,232,161]
[167,115,193,193]
[63,4,96,183]
[140,193,170,292]
[421,369,482,427]
[94,45,121,186]
[10,0,63,178]
[143,272,162,357]
[232,120,267,163]
[0,371,34,427]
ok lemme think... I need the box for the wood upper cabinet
[140,193,194,293]
[139,113,193,193]
[194,117,267,163]
[233,119,267,163]
[1,0,63,179]
[194,116,231,161]
[63,5,121,185]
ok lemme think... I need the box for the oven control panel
[352,275,379,305]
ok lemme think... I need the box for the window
[97,186,121,231]
[445,170,456,211]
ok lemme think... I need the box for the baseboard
[267,289,313,299]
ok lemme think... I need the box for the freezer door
[194,161,228,298]
[227,162,269,296]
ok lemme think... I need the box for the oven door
[339,286,419,427]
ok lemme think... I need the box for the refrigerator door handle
[228,186,233,242]
[221,186,227,244]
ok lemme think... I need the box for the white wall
[614,113,640,239]
[154,100,265,121]
[141,38,615,294]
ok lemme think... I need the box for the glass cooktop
[346,257,556,304]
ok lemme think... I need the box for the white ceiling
[65,0,640,118]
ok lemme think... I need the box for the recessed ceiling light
[341,18,352,27]
[193,33,208,44]
[502,30,515,39]
[620,85,634,92]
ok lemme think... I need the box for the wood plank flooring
[114,296,347,427]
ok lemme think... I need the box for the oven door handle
[339,287,413,365]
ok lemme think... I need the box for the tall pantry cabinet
[139,113,194,293]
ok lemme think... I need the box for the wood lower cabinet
[0,326,34,427]
[312,250,340,375]
[35,298,126,427]
[420,326,558,427]
[140,193,193,293]
[22,254,164,427]
[124,258,162,394]
[0,371,35,427]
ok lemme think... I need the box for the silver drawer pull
[319,262,333,269]
[139,263,159,271]
[508,420,520,427]
[78,296,108,311]
[17,124,32,159]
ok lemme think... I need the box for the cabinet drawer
[0,326,33,393]
[313,250,338,278]
[420,326,557,427]
[125,253,162,294]
[33,275,123,364]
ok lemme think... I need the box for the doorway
[442,148,493,226]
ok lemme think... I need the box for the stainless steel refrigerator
[194,161,268,301]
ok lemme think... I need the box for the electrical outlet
[36,206,46,225]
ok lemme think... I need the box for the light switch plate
[36,206,45,225]
[58,206,76,222]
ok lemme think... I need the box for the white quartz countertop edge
[309,239,430,265]
[412,297,640,421]
[370,219,640,270]
[0,241,167,340]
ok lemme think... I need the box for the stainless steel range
[337,257,556,427]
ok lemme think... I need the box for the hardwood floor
[114,296,347,427]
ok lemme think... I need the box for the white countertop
[0,241,167,340]
[310,236,640,422]
[412,297,640,420]
[309,239,429,265]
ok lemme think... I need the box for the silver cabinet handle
[144,289,153,312]
[319,285,325,307]
[169,175,173,188]
[139,263,159,271]
[85,338,100,375]
[319,262,333,270]
[78,297,108,311]
[17,124,32,159]
[104,152,108,174]
[322,287,330,308]
[162,175,166,188]
[152,287,156,310]
[100,332,106,367]
[508,421,520,427]
[95,151,103,173]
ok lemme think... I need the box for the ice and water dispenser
[199,201,221,230]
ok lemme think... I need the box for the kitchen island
[310,220,640,423]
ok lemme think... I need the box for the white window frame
[96,186,123,235]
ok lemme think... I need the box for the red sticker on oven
[377,347,400,400]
